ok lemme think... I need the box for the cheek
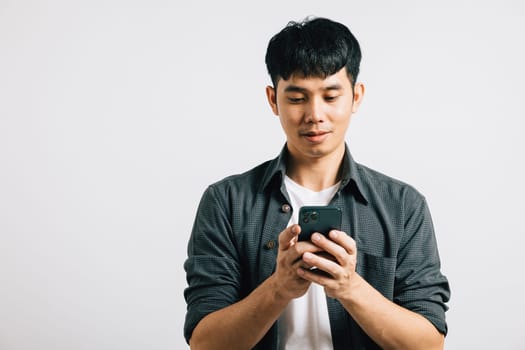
[338,101,354,115]
[331,111,352,134]
[279,108,303,124]
[335,103,354,122]
[331,106,352,123]
[278,116,296,134]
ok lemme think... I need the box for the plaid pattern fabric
[184,144,450,349]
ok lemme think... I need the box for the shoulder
[204,159,275,201]
[353,161,426,207]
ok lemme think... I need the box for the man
[184,17,450,349]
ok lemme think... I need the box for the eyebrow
[283,84,343,93]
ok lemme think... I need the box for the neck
[286,145,345,192]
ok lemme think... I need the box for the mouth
[301,130,331,143]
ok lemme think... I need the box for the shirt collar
[259,143,368,204]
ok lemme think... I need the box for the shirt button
[281,204,291,213]
[265,240,276,250]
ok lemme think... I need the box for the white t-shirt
[278,175,341,350]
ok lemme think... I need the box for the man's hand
[297,231,445,350]
[271,224,324,301]
[188,225,326,350]
[297,230,358,300]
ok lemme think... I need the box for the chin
[289,141,337,159]
[303,146,328,158]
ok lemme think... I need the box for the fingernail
[312,233,320,242]
[330,230,338,239]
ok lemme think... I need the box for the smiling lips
[301,130,331,143]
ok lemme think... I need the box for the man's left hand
[297,230,358,300]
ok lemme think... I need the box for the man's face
[266,68,364,161]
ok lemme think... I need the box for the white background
[1,1,524,349]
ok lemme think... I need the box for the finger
[279,224,301,250]
[328,230,356,255]
[291,242,324,265]
[297,265,334,285]
[311,232,349,263]
[302,251,340,277]
[295,258,314,271]
[310,231,356,268]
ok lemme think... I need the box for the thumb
[279,224,301,250]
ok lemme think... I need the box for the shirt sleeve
[183,185,242,344]
[394,191,451,335]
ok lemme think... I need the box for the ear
[351,82,365,114]
[265,85,279,116]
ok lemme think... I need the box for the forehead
[276,68,352,93]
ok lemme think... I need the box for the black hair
[265,17,361,88]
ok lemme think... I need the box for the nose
[304,97,325,123]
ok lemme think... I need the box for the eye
[324,95,339,102]
[288,97,305,104]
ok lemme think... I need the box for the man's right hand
[189,224,326,350]
[270,224,323,301]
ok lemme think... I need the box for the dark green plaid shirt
[184,144,450,349]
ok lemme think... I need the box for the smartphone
[298,206,342,241]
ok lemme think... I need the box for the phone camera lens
[310,211,319,221]
[302,214,309,223]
